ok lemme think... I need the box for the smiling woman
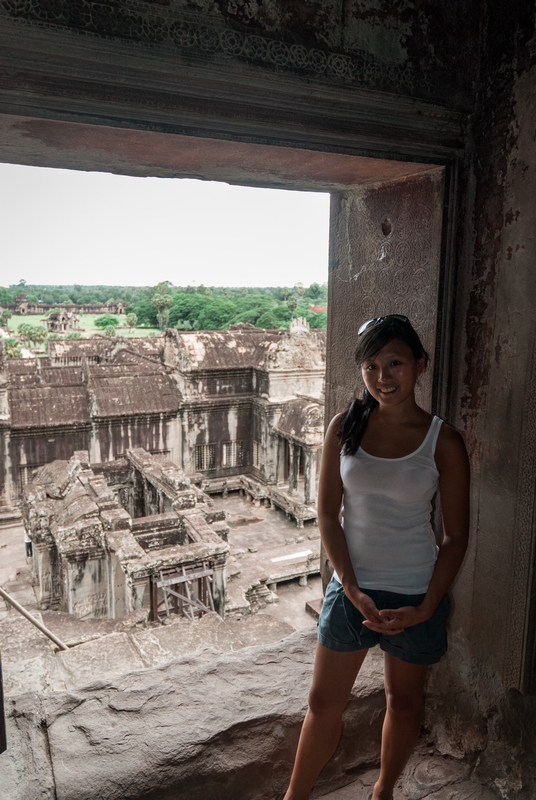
[283,315,470,800]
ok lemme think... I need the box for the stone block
[43,630,385,800]
[305,597,323,620]
[56,632,147,690]
[0,693,56,800]
[130,612,294,669]
[36,459,81,500]
[100,508,132,531]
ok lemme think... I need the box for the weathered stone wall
[425,5,536,797]
[326,169,445,424]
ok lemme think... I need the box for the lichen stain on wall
[459,8,536,440]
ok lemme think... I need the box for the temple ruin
[22,449,229,622]
[1,319,325,529]
[5,297,125,317]
[45,309,80,334]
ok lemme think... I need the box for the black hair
[337,317,429,455]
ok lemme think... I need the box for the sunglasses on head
[358,315,410,336]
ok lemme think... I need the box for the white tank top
[338,415,442,594]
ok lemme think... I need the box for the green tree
[0,309,12,329]
[153,294,172,331]
[4,337,21,358]
[126,313,137,332]
[104,324,117,337]
[66,332,82,339]
[18,323,34,343]
[95,314,119,329]
[196,297,236,330]
[287,298,298,314]
[32,327,48,347]
[127,297,158,327]
[0,288,16,305]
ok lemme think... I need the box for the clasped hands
[346,587,431,635]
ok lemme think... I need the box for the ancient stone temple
[22,449,228,621]
[6,297,125,317]
[1,1,536,797]
[1,319,325,528]
[45,309,80,334]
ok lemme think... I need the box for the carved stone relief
[0,1,420,96]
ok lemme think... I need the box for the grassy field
[4,314,159,338]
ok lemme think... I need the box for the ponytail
[337,390,378,455]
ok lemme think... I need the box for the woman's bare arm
[419,424,470,616]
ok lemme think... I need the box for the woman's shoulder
[435,420,469,469]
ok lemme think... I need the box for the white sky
[0,163,330,288]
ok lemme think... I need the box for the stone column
[288,441,296,494]
[304,448,317,505]
[304,449,316,503]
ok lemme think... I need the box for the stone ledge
[0,629,385,800]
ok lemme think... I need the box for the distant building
[46,308,80,333]
[22,449,229,621]
[0,320,325,528]
[6,295,125,316]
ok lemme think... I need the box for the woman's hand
[345,586,405,635]
[376,605,431,631]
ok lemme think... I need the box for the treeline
[0,283,140,305]
[1,282,328,330]
[130,284,327,330]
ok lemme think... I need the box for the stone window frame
[195,443,217,471]
[221,440,245,469]
[252,441,262,470]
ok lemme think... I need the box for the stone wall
[429,5,536,796]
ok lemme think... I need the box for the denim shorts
[317,576,451,665]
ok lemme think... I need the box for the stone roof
[7,328,324,427]
[166,321,325,373]
[88,373,180,417]
[10,386,91,428]
[47,336,164,363]
[168,329,285,371]
[7,349,179,427]
[275,397,324,446]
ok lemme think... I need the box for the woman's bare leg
[371,654,429,800]
[283,643,369,800]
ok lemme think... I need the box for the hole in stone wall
[381,217,392,236]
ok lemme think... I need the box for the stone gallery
[1,1,536,798]
[1,319,325,528]
[22,449,229,622]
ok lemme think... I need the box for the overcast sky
[0,163,330,288]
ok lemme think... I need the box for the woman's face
[360,338,425,407]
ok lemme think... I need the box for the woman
[283,315,470,800]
